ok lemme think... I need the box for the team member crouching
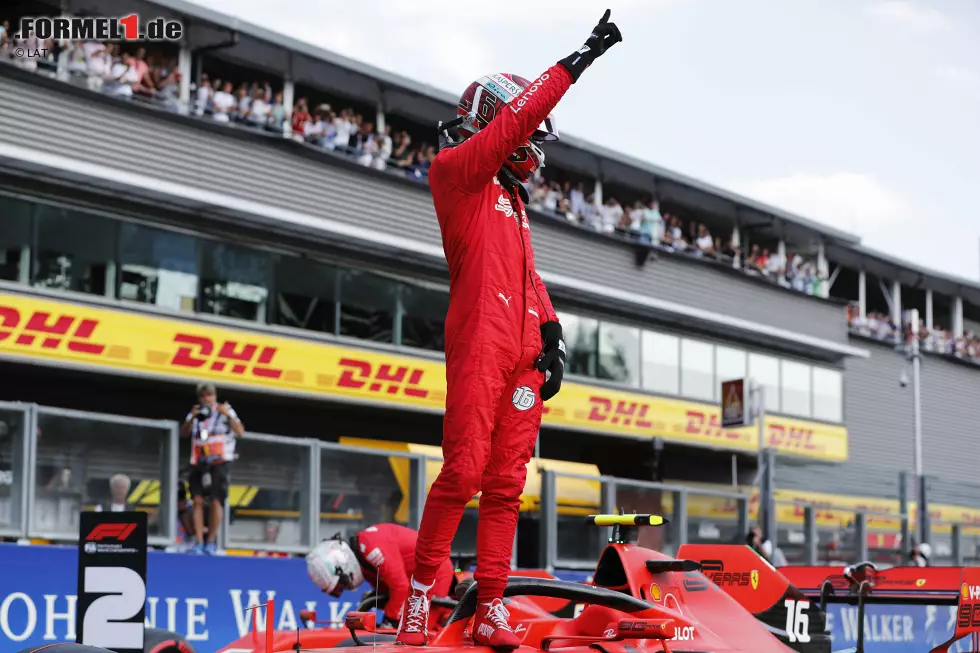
[307,523,455,628]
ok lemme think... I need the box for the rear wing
[677,545,980,653]
[785,563,980,653]
[783,563,966,605]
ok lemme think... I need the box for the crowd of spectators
[2,23,826,299]
[847,303,980,365]
[527,178,827,297]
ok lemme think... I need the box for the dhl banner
[0,292,846,460]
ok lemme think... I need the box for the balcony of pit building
[833,243,980,371]
[772,246,980,513]
[0,0,863,361]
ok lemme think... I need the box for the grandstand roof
[827,242,980,308]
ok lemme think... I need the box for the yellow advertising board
[0,292,847,460]
[339,437,980,536]
[340,437,602,522]
[662,484,980,536]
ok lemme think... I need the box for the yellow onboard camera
[586,513,669,544]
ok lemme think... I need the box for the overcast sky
[189,0,980,281]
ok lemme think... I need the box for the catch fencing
[0,402,973,567]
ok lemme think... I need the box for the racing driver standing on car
[393,11,623,650]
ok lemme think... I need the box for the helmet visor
[532,114,559,143]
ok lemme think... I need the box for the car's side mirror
[613,619,676,640]
[345,611,377,633]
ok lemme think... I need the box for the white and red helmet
[454,73,560,181]
[306,538,364,597]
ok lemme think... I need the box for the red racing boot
[471,599,520,650]
[395,578,435,646]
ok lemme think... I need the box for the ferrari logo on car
[750,570,759,590]
[916,578,926,587]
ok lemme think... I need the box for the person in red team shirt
[306,523,455,627]
[393,11,623,651]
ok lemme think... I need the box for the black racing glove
[536,321,566,401]
[558,9,623,83]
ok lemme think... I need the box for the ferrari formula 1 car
[218,514,811,653]
[218,513,980,653]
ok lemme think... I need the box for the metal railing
[771,499,910,565]
[3,401,979,569]
[538,470,751,572]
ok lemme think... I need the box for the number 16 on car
[76,510,149,653]
[783,599,812,644]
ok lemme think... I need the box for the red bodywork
[215,569,568,653]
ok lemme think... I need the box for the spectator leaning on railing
[179,382,244,554]
[847,303,980,366]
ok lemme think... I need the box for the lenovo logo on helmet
[510,73,550,115]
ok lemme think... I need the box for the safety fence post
[601,477,617,514]
[600,477,617,557]
[759,448,777,545]
[919,475,931,547]
[952,524,963,566]
[672,490,688,553]
[854,512,868,563]
[408,455,427,531]
[803,505,817,565]
[736,494,749,541]
[898,471,910,550]
[163,420,179,544]
[538,468,558,574]
[301,440,319,549]
[8,402,34,540]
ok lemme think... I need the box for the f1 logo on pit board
[84,522,142,555]
[86,523,139,541]
[19,14,183,42]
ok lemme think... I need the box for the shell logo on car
[649,583,662,601]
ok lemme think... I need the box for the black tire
[334,634,398,647]
[144,628,196,653]
[17,646,111,653]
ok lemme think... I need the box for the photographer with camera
[179,382,244,554]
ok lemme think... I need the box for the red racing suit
[413,64,573,603]
[354,523,454,622]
